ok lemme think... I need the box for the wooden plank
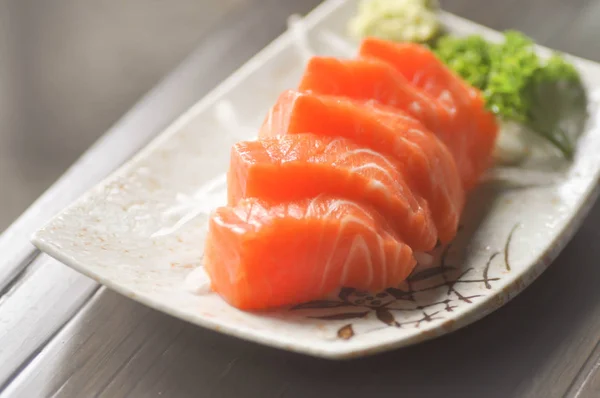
[4,201,600,398]
[0,256,97,390]
[579,377,600,398]
[566,342,600,397]
[574,367,600,398]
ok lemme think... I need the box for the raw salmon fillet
[298,56,443,134]
[204,195,416,310]
[201,38,500,311]
[228,133,437,251]
[298,55,498,190]
[359,38,499,190]
[259,89,465,243]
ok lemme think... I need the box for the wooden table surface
[2,0,600,397]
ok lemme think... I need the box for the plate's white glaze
[32,0,600,359]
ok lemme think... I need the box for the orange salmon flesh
[201,38,499,310]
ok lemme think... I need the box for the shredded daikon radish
[414,252,434,266]
[213,99,256,141]
[184,266,213,295]
[287,14,315,61]
[482,167,563,186]
[151,174,227,238]
[493,120,532,165]
[318,29,356,57]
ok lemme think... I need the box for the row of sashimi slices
[203,37,499,310]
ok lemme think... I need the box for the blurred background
[0,0,245,232]
[0,0,598,233]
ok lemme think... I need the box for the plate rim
[31,1,600,359]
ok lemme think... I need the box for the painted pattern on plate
[30,0,600,358]
[290,223,520,340]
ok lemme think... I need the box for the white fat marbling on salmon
[340,235,373,287]
[346,148,398,171]
[264,105,276,132]
[316,200,373,292]
[263,91,301,135]
[350,163,396,183]
[366,179,388,193]
[412,90,445,132]
[323,138,343,152]
[344,147,405,195]
[320,141,404,194]
[438,89,457,115]
[212,216,247,235]
[320,198,373,219]
[409,102,422,115]
[305,196,321,218]
[315,198,404,294]
[213,196,411,297]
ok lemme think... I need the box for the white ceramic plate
[32,0,600,359]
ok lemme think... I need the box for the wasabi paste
[348,0,441,43]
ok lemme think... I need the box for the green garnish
[484,31,540,123]
[434,35,491,90]
[433,31,587,159]
[524,55,588,159]
[348,0,442,44]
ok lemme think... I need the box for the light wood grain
[567,340,600,397]
[4,201,600,398]
[575,366,600,398]
[3,0,600,397]
[0,257,96,390]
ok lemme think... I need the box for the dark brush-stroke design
[483,252,501,289]
[504,223,521,271]
[291,222,521,340]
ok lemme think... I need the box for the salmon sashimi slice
[228,133,437,251]
[358,38,499,190]
[259,89,464,243]
[298,56,444,134]
[297,55,497,191]
[204,195,417,310]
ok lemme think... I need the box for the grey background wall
[0,0,242,232]
[1,0,599,233]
